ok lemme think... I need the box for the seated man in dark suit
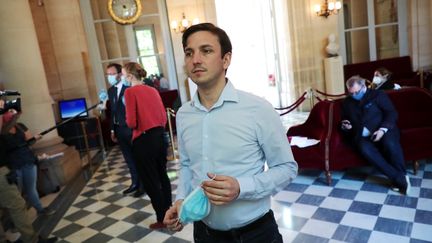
[341,76,410,195]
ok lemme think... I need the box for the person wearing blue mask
[106,63,143,197]
[341,76,410,195]
[163,23,298,243]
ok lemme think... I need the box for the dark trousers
[132,127,172,222]
[355,128,407,187]
[115,125,139,188]
[193,210,283,243]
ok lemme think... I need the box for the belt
[197,210,274,238]
[142,126,164,134]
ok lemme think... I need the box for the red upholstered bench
[287,87,432,184]
[159,89,180,133]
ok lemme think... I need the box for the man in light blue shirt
[163,23,298,243]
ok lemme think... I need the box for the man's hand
[371,129,385,142]
[110,132,117,143]
[163,200,184,231]
[202,172,240,206]
[341,120,352,130]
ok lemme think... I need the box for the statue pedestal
[324,56,345,95]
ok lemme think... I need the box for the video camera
[0,90,21,115]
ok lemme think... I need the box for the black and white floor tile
[49,112,432,242]
[50,147,432,243]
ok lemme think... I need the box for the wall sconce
[171,13,200,33]
[314,0,342,18]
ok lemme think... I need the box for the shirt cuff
[237,176,255,199]
[110,130,114,133]
[379,127,388,133]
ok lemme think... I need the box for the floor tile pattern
[50,111,432,242]
[50,146,432,243]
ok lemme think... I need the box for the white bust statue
[326,34,339,57]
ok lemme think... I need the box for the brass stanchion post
[309,88,315,109]
[95,116,107,159]
[80,120,92,171]
[166,108,177,160]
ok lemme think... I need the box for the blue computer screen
[58,98,88,120]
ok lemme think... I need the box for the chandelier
[171,13,199,33]
[314,0,342,18]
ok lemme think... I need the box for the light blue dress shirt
[176,80,298,230]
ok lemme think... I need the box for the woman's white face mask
[372,75,386,85]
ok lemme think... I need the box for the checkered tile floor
[50,146,432,243]
[49,111,432,242]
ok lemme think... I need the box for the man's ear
[222,52,232,70]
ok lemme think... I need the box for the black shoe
[133,190,145,198]
[401,175,411,196]
[123,185,138,194]
[37,207,56,216]
[38,236,58,243]
[392,175,411,196]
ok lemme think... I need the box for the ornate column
[0,1,82,186]
[0,0,60,146]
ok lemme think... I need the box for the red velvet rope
[278,96,306,116]
[314,96,323,102]
[275,89,344,117]
[314,89,346,98]
[274,91,308,110]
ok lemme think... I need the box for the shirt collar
[115,81,123,90]
[191,79,239,111]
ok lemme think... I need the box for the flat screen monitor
[58,98,88,120]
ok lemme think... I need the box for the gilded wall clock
[108,0,142,24]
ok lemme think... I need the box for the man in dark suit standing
[106,63,143,197]
[341,76,410,195]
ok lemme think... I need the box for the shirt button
[204,157,208,160]
[204,134,208,138]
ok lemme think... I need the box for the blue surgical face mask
[121,76,131,87]
[179,187,211,224]
[351,87,366,100]
[107,75,118,86]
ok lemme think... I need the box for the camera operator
[1,109,55,216]
[0,99,57,243]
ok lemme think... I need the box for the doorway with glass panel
[340,0,408,65]
[80,0,177,94]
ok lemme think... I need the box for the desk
[57,117,102,152]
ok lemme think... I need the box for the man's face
[183,31,231,88]
[106,66,120,83]
[347,82,364,96]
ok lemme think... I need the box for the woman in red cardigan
[122,62,172,229]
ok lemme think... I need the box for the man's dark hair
[182,23,232,57]
[107,63,122,74]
